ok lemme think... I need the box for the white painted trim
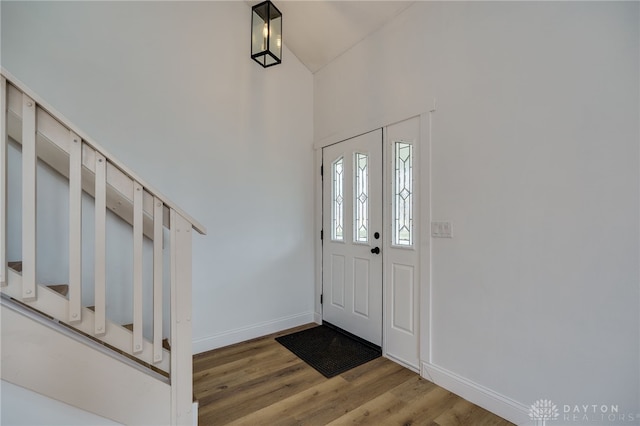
[21,93,37,302]
[94,152,107,335]
[2,268,170,372]
[1,380,122,426]
[0,76,6,287]
[422,362,530,425]
[418,111,433,365]
[1,68,206,235]
[1,296,168,383]
[191,401,199,426]
[68,131,82,323]
[192,311,315,354]
[314,147,323,329]
[2,301,171,425]
[133,181,144,354]
[170,210,194,425]
[153,196,163,363]
[313,106,431,150]
[419,362,434,382]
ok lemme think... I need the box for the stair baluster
[94,152,107,335]
[153,196,164,363]
[133,181,144,354]
[69,130,82,323]
[21,93,37,302]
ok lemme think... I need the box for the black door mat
[276,323,381,378]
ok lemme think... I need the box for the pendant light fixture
[251,1,282,68]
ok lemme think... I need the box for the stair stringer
[1,267,170,373]
[1,301,171,426]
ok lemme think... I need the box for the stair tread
[47,284,69,297]
[7,263,68,296]
[122,324,171,350]
[8,261,22,273]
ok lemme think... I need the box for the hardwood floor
[194,324,514,426]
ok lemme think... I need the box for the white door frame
[313,111,432,374]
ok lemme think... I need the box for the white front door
[322,130,383,346]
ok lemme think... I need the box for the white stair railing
[0,69,206,425]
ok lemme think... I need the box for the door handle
[371,247,380,255]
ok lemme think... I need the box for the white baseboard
[192,401,198,426]
[192,311,315,354]
[313,311,322,324]
[421,362,530,425]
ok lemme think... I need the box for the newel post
[170,209,194,425]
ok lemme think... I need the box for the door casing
[318,115,425,372]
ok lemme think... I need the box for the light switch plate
[431,221,453,238]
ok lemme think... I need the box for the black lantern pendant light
[251,1,282,68]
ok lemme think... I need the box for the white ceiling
[249,1,415,73]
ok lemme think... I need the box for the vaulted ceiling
[248,1,415,73]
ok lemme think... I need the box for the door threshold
[322,321,381,352]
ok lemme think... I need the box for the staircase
[0,69,206,425]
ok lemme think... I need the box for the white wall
[1,1,315,352]
[315,1,639,421]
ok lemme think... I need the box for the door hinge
[320,294,323,304]
[320,229,323,240]
[320,164,324,177]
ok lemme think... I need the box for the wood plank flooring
[194,324,514,426]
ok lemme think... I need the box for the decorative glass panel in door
[354,153,368,243]
[332,157,344,241]
[393,142,413,247]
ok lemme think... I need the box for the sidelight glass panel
[354,153,368,243]
[393,142,413,246]
[332,157,344,241]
